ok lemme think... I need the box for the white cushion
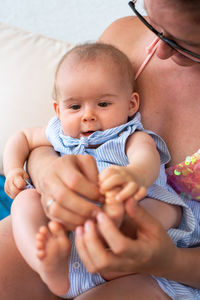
[0,22,73,174]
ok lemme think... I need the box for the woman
[1,0,200,299]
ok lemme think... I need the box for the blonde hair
[53,42,135,101]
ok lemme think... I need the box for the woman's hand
[28,147,102,230]
[75,198,177,277]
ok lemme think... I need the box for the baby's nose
[82,111,97,122]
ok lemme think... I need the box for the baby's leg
[11,189,71,296]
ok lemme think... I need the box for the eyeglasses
[128,0,200,63]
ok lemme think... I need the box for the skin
[1,0,200,299]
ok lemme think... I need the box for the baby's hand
[99,166,146,203]
[5,168,29,199]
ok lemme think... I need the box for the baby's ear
[53,101,60,118]
[128,92,140,117]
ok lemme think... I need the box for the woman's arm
[27,148,102,230]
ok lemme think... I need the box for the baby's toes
[48,221,66,237]
[36,226,50,250]
[36,247,46,259]
[37,226,50,240]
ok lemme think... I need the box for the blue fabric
[0,175,13,220]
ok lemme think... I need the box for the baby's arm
[99,131,160,203]
[3,127,50,198]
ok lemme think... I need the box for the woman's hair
[53,42,135,100]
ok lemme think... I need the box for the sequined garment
[166,150,200,201]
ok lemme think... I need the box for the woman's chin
[171,53,197,67]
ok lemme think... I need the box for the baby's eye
[70,104,81,110]
[98,102,110,107]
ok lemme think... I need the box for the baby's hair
[53,42,135,101]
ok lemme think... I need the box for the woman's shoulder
[99,16,154,68]
[99,16,143,42]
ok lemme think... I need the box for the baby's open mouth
[81,131,95,137]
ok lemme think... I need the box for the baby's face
[54,58,139,139]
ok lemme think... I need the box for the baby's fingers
[133,186,147,201]
[4,181,21,199]
[100,174,125,194]
[115,182,139,202]
[13,175,27,189]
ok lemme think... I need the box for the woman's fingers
[41,188,101,228]
[48,185,101,218]
[75,225,101,273]
[38,154,102,227]
[75,221,123,273]
[57,155,100,201]
[77,155,99,184]
[96,212,135,256]
[75,199,177,278]
[125,198,160,231]
[41,155,100,203]
[43,197,86,230]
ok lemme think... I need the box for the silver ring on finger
[46,198,54,210]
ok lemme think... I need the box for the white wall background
[0,0,145,43]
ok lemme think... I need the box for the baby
[4,43,184,298]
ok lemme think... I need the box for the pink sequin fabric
[166,150,200,200]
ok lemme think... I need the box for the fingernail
[91,209,101,218]
[75,226,83,237]
[116,195,121,202]
[84,220,92,232]
[97,212,106,223]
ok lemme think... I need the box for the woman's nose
[156,39,176,60]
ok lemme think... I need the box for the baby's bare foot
[36,221,71,296]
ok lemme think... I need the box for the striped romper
[46,112,200,299]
